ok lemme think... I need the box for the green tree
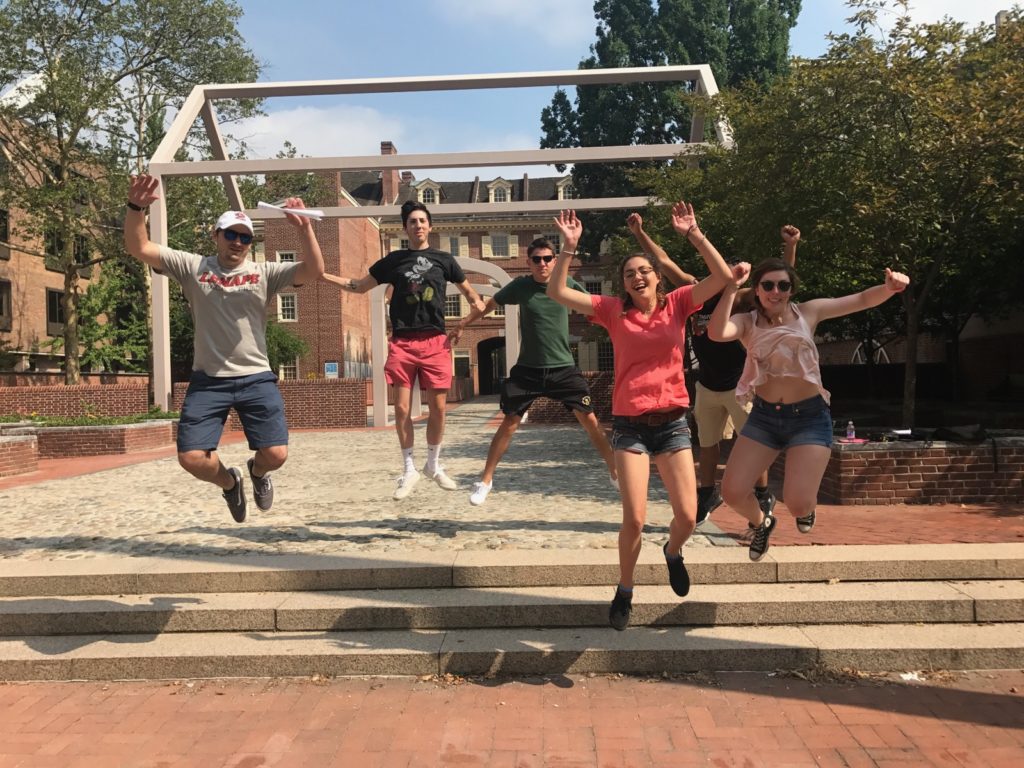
[540,0,801,253]
[644,1,1024,425]
[265,321,309,375]
[0,0,259,385]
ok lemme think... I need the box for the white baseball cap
[215,211,254,235]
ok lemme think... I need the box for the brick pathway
[0,670,1021,767]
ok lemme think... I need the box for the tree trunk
[63,266,81,385]
[901,294,920,428]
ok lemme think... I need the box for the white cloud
[434,0,595,49]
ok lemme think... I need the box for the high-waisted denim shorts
[612,416,692,456]
[740,395,833,451]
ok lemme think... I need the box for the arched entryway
[477,336,507,395]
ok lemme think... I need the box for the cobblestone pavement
[1,670,1021,767]
[0,398,725,561]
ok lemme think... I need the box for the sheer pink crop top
[735,304,831,405]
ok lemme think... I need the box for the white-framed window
[492,302,505,317]
[278,294,298,322]
[279,359,299,380]
[449,236,460,256]
[542,233,561,254]
[46,288,65,336]
[557,179,576,200]
[493,187,508,202]
[491,234,509,258]
[585,280,602,295]
[422,188,436,204]
[276,250,296,263]
[453,350,471,379]
[487,179,512,203]
[400,238,410,250]
[444,293,462,318]
[598,339,614,371]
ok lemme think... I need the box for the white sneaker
[393,469,421,500]
[425,465,457,491]
[469,481,492,506]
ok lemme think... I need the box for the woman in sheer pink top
[708,258,909,561]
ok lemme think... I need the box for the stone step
[1,543,1021,596]
[1,623,1021,681]
[2,580,1021,636]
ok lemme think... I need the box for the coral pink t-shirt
[590,286,701,417]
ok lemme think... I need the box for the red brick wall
[30,421,173,458]
[769,439,1024,505]
[0,435,37,477]
[0,385,150,417]
[526,372,613,423]
[173,378,367,429]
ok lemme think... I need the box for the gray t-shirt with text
[158,246,300,377]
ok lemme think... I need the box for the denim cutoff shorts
[740,395,833,451]
[612,416,692,456]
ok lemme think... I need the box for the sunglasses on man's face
[759,279,792,293]
[529,255,555,264]
[221,229,254,245]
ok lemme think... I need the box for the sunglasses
[759,279,792,293]
[529,255,555,264]
[221,229,254,245]
[623,266,655,279]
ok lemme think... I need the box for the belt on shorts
[621,407,688,426]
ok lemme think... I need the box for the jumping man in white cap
[124,174,325,522]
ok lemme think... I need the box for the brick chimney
[380,141,399,204]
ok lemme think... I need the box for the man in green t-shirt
[449,238,617,505]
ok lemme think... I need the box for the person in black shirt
[628,215,800,522]
[324,201,485,499]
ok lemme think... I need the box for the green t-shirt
[494,275,586,368]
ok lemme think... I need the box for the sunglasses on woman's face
[529,255,555,264]
[221,229,254,245]
[759,279,792,293]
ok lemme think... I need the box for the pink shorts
[384,331,453,390]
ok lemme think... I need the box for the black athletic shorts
[500,364,594,417]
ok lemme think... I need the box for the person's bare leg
[656,449,698,555]
[392,386,414,450]
[480,414,522,485]
[697,441,721,487]
[780,444,831,524]
[178,450,234,489]
[721,436,780,527]
[574,410,617,481]
[616,450,650,589]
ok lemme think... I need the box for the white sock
[426,443,442,474]
[402,448,415,474]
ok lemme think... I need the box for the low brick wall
[25,421,174,459]
[768,437,1024,505]
[0,435,38,477]
[0,385,150,418]
[172,378,368,429]
[525,372,613,423]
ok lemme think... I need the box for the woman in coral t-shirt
[547,205,737,630]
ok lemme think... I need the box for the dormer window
[556,178,575,201]
[417,180,441,205]
[422,188,436,204]
[487,178,513,203]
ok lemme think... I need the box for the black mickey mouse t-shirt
[369,248,466,336]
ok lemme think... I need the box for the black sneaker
[663,542,691,597]
[223,467,246,523]
[755,487,777,518]
[796,509,816,533]
[696,486,723,525]
[609,588,632,631]
[247,458,274,511]
[749,513,776,562]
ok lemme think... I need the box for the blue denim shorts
[612,416,692,456]
[178,371,288,452]
[740,395,833,451]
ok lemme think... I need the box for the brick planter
[768,437,1024,505]
[10,421,176,459]
[0,435,38,477]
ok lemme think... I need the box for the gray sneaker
[247,458,274,511]
[223,467,247,523]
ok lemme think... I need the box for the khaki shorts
[693,381,753,448]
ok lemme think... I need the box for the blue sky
[231,0,1013,180]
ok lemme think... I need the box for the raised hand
[626,212,643,235]
[781,224,801,245]
[885,268,910,293]
[670,201,698,237]
[553,210,582,251]
[280,197,311,229]
[128,174,161,208]
[732,261,751,287]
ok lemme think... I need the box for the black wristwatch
[126,201,147,212]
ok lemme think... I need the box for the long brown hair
[749,258,800,319]
[619,253,667,314]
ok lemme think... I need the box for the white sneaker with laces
[393,469,421,500]
[469,481,492,506]
[425,465,457,491]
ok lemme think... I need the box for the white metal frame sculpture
[146,65,730,413]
